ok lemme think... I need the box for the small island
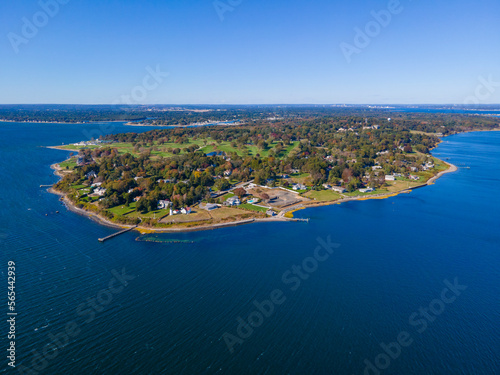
[48,109,497,233]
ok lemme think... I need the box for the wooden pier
[292,218,310,222]
[98,226,137,242]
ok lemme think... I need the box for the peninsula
[46,107,497,233]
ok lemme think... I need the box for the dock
[40,184,53,187]
[98,226,137,242]
[291,218,310,222]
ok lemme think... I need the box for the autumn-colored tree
[233,188,246,198]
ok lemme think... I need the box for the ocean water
[0,122,499,375]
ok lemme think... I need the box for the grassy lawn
[344,189,390,197]
[289,173,310,184]
[161,209,211,223]
[410,130,436,136]
[71,184,87,190]
[239,203,269,213]
[79,196,99,203]
[107,204,136,216]
[220,192,235,202]
[59,138,300,161]
[209,207,255,220]
[127,209,170,219]
[59,158,77,170]
[304,190,342,202]
[432,157,449,172]
[384,180,421,192]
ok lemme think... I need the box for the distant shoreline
[0,119,130,125]
[0,119,243,127]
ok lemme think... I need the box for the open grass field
[57,139,300,160]
[410,130,438,136]
[58,158,78,170]
[383,180,422,193]
[220,192,235,202]
[160,209,211,223]
[239,203,269,213]
[208,207,255,220]
[107,204,136,216]
[344,188,390,197]
[127,208,170,219]
[288,172,311,185]
[304,190,342,202]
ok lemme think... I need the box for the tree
[233,188,246,198]
[136,198,148,213]
[403,145,413,153]
[260,193,270,201]
[342,168,354,183]
[215,178,230,191]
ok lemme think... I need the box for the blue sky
[1,0,499,104]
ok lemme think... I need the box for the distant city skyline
[1,0,499,104]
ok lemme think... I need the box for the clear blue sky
[1,0,499,104]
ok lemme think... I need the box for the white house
[86,171,97,179]
[292,183,306,191]
[180,207,192,214]
[331,186,346,193]
[359,187,375,193]
[226,196,241,206]
[422,162,435,171]
[94,187,107,196]
[323,184,332,190]
[158,200,171,209]
[203,203,219,211]
[385,175,396,181]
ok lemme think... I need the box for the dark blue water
[1,122,499,375]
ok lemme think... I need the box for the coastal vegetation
[50,108,499,230]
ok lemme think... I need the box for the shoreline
[0,119,129,125]
[47,158,458,235]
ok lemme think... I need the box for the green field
[239,203,269,213]
[59,158,77,170]
[58,139,300,160]
[344,189,390,197]
[107,204,136,216]
[304,190,342,202]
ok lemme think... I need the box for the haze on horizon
[1,0,499,105]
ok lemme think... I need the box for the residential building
[359,187,375,193]
[158,200,171,209]
[331,186,346,193]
